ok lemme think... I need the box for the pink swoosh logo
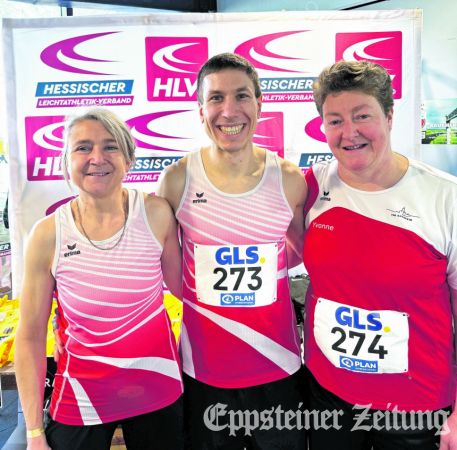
[126,111,191,152]
[40,32,118,75]
[304,116,327,143]
[342,37,392,61]
[33,121,66,151]
[234,31,307,72]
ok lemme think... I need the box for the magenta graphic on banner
[304,116,327,143]
[234,31,305,73]
[40,32,118,75]
[46,196,76,216]
[25,116,65,181]
[126,111,192,152]
[145,37,208,101]
[335,32,402,99]
[254,112,284,157]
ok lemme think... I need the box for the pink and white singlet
[303,158,457,411]
[176,149,301,389]
[50,189,182,425]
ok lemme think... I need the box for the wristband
[26,428,44,438]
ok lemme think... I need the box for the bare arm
[15,217,55,449]
[156,156,188,214]
[280,159,308,269]
[144,195,182,299]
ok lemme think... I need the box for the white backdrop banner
[3,10,422,294]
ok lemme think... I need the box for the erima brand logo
[64,243,81,257]
[40,32,119,75]
[319,190,331,202]
[145,37,208,101]
[387,207,419,222]
[192,192,207,204]
[25,116,65,181]
[340,356,378,373]
[335,32,402,99]
[221,293,255,306]
[254,112,284,157]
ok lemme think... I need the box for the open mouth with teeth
[86,172,111,176]
[219,124,245,135]
[343,143,367,151]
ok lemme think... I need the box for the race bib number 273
[194,243,278,307]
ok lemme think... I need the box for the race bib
[194,243,278,307]
[314,298,409,374]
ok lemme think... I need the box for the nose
[221,96,238,118]
[341,120,359,140]
[89,146,105,164]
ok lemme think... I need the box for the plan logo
[25,116,65,181]
[145,37,208,101]
[254,112,284,157]
[234,31,306,73]
[40,32,119,75]
[335,32,402,98]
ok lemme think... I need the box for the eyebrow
[72,138,117,145]
[206,86,251,96]
[325,104,373,116]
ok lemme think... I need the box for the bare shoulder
[143,193,176,244]
[143,193,174,219]
[25,214,56,266]
[156,155,188,211]
[278,158,307,206]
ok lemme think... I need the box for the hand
[439,410,457,450]
[27,434,51,450]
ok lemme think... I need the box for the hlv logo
[234,31,307,73]
[25,116,65,181]
[254,112,284,157]
[335,32,402,99]
[145,37,208,101]
[40,32,119,75]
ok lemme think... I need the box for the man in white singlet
[158,53,308,449]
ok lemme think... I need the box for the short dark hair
[313,60,394,117]
[197,52,262,103]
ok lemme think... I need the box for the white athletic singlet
[176,149,301,388]
[304,158,457,410]
[50,189,182,425]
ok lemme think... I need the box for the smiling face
[322,90,394,181]
[68,119,130,197]
[199,68,261,154]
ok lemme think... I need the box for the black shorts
[183,367,308,450]
[45,396,183,450]
[305,367,451,450]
